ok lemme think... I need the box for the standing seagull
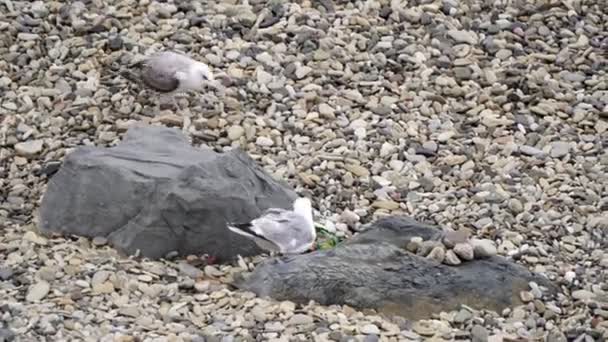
[227,197,317,255]
[131,50,216,109]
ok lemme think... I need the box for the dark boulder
[38,124,297,261]
[234,216,557,320]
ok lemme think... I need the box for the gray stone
[234,216,556,320]
[547,330,567,342]
[286,314,314,326]
[471,325,489,342]
[0,267,13,281]
[519,145,545,157]
[360,323,380,335]
[454,308,473,323]
[14,140,44,157]
[38,125,297,261]
[444,250,462,266]
[427,246,446,263]
[0,328,15,342]
[453,243,474,261]
[550,141,570,158]
[447,30,478,44]
[26,281,50,302]
[471,239,497,259]
[227,126,245,141]
[571,289,595,301]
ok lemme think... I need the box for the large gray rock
[38,125,297,261]
[234,216,557,320]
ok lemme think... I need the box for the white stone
[471,238,497,258]
[15,140,44,157]
[255,136,274,147]
[227,126,245,141]
[360,323,380,335]
[27,281,50,302]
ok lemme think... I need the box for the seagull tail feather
[227,223,260,240]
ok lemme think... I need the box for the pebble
[453,243,475,261]
[550,141,570,158]
[14,140,44,157]
[0,329,15,342]
[286,314,314,326]
[0,267,13,280]
[520,291,534,303]
[178,262,204,279]
[454,309,472,323]
[360,324,380,335]
[571,290,595,301]
[471,325,489,342]
[444,250,462,266]
[470,239,497,258]
[442,230,470,248]
[427,246,446,263]
[255,136,274,147]
[295,66,313,79]
[447,30,478,44]
[92,236,108,246]
[227,126,245,141]
[23,231,48,245]
[26,281,50,302]
[519,145,545,157]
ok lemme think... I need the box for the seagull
[130,50,219,109]
[227,197,317,255]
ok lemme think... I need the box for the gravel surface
[1,0,607,341]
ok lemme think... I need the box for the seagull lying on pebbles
[131,50,220,109]
[227,197,317,255]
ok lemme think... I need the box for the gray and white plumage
[139,50,214,94]
[227,197,316,255]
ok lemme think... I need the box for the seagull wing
[227,221,282,253]
[141,63,180,92]
[248,211,314,254]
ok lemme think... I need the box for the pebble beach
[1,0,607,341]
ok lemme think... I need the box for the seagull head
[293,197,312,218]
[193,62,214,85]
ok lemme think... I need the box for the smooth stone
[92,236,108,246]
[454,308,473,323]
[442,230,470,248]
[471,239,497,258]
[26,281,50,302]
[571,290,595,301]
[519,145,545,157]
[447,30,478,44]
[255,136,274,147]
[453,243,475,261]
[286,314,314,326]
[471,325,489,342]
[360,323,380,335]
[444,250,462,266]
[550,141,570,158]
[227,126,245,141]
[14,140,44,157]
